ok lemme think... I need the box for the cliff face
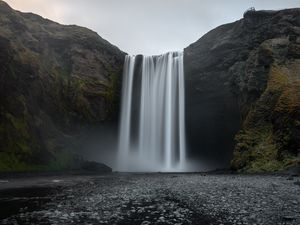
[0,1,125,171]
[185,9,300,172]
[1,1,299,173]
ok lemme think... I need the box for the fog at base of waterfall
[115,152,215,172]
[118,52,188,172]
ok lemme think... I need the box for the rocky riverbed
[0,173,299,225]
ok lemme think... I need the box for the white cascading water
[118,52,186,172]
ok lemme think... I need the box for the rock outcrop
[0,1,125,171]
[185,8,300,172]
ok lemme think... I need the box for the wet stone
[0,174,299,225]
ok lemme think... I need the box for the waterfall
[118,52,186,172]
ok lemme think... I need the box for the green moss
[71,77,94,120]
[231,125,292,172]
[231,64,300,173]
[0,150,77,172]
[103,69,121,118]
[4,112,31,153]
[232,125,274,171]
[266,66,288,92]
[75,77,86,89]
[17,47,41,72]
[0,152,45,172]
[246,135,282,172]
[275,81,300,113]
[0,93,44,171]
[104,71,118,103]
[284,157,300,169]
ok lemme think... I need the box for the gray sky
[5,0,300,55]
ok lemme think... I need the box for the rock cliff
[0,1,125,171]
[1,0,299,173]
[185,8,300,172]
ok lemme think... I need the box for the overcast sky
[5,0,300,55]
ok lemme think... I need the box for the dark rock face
[0,1,125,171]
[184,8,300,171]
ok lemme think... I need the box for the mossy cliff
[0,1,125,171]
[185,8,300,172]
[231,39,300,172]
[1,1,300,173]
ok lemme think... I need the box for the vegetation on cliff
[185,8,300,172]
[1,0,299,173]
[231,38,300,172]
[0,1,125,171]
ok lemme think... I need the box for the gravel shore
[0,173,299,225]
